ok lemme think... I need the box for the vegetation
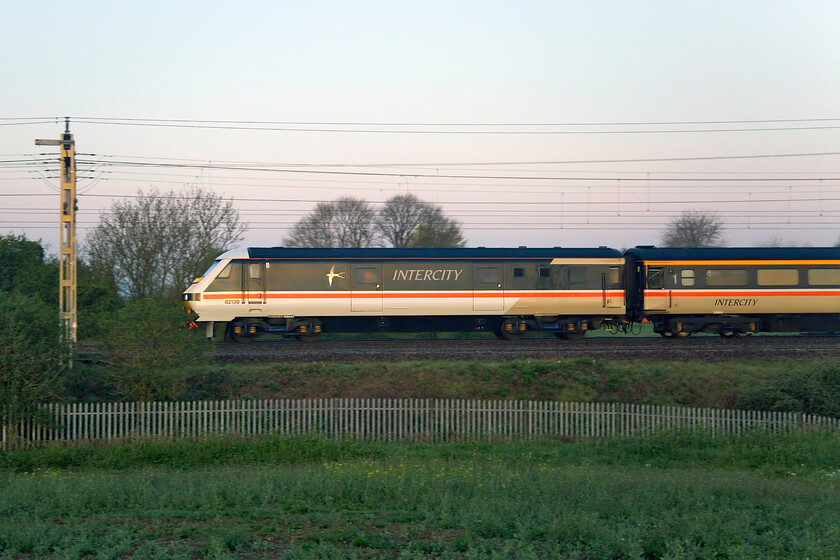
[0,292,68,448]
[85,186,246,300]
[4,233,840,558]
[1,433,839,558]
[285,193,466,248]
[661,209,725,247]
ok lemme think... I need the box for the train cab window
[808,268,840,286]
[567,267,586,284]
[539,266,551,278]
[680,270,695,287]
[513,267,525,278]
[758,269,799,286]
[207,262,242,292]
[646,267,664,289]
[707,269,748,286]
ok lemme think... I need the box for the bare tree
[661,210,725,248]
[407,223,467,248]
[376,194,466,248]
[85,187,246,300]
[284,197,377,248]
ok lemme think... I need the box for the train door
[644,265,670,311]
[351,264,383,312]
[473,263,504,311]
[603,266,623,308]
[243,260,266,308]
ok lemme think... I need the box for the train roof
[623,246,840,261]
[216,246,624,261]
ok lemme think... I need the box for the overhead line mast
[36,117,77,344]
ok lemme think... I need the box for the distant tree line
[283,194,467,248]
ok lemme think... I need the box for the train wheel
[295,333,321,343]
[495,329,523,341]
[719,329,735,338]
[230,321,255,344]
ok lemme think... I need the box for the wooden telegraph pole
[36,118,77,345]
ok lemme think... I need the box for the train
[181,245,840,342]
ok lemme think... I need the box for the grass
[2,432,840,558]
[181,356,833,409]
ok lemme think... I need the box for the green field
[6,356,840,558]
[2,431,840,559]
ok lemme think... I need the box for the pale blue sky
[2,0,839,251]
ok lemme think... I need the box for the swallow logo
[326,265,345,286]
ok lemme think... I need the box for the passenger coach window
[609,267,620,285]
[808,268,840,286]
[539,267,551,278]
[680,270,695,287]
[707,269,748,286]
[647,268,664,289]
[758,269,799,286]
[513,267,525,278]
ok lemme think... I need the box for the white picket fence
[3,399,839,449]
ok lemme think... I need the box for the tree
[376,194,466,248]
[0,292,68,448]
[85,186,246,301]
[284,197,377,248]
[661,210,725,248]
[0,234,58,305]
[407,224,467,248]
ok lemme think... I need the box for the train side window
[477,267,500,284]
[567,267,586,284]
[249,263,262,280]
[758,269,799,286]
[680,269,695,287]
[513,267,525,278]
[707,269,748,286]
[608,267,620,286]
[356,268,379,284]
[646,267,664,289]
[808,268,840,286]
[539,266,551,278]
[216,263,232,279]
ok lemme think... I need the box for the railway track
[213,335,840,364]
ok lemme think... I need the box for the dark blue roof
[246,246,623,261]
[623,246,840,261]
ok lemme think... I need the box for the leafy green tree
[0,292,68,448]
[98,296,211,401]
[0,234,58,304]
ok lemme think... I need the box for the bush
[98,296,211,401]
[734,361,840,418]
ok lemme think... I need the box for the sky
[2,0,840,255]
